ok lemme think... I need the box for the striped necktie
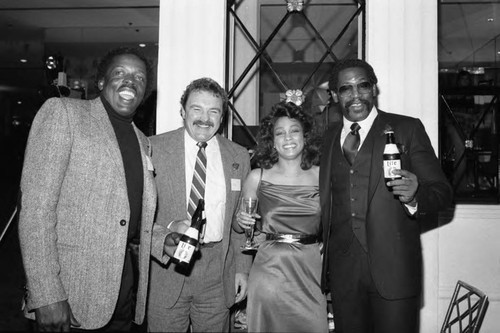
[342,122,361,165]
[188,142,207,219]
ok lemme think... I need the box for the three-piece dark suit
[319,110,453,332]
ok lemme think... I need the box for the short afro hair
[328,58,378,91]
[95,47,155,102]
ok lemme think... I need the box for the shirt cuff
[405,202,418,215]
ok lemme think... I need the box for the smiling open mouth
[119,90,136,100]
[347,99,368,109]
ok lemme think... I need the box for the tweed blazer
[319,110,453,298]
[18,97,157,329]
[148,127,252,309]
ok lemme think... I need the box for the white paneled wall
[438,206,500,333]
[156,0,226,134]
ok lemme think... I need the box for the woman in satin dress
[234,101,328,332]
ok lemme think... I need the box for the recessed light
[139,43,146,48]
[488,18,494,22]
[20,59,27,63]
[17,100,22,105]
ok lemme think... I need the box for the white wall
[156,0,226,134]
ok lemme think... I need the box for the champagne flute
[240,197,259,251]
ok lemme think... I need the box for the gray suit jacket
[18,97,157,329]
[148,127,252,309]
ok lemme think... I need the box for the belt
[266,233,318,245]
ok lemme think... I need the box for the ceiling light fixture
[45,55,57,70]
[487,18,494,22]
[139,43,146,48]
[20,59,27,63]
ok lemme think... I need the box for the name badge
[231,178,241,191]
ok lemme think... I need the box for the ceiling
[0,0,498,101]
[439,0,500,69]
[0,0,159,101]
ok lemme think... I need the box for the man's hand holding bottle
[164,220,190,257]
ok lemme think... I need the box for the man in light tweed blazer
[147,78,252,332]
[18,47,157,331]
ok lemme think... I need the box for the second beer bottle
[171,199,205,268]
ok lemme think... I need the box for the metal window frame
[225,0,366,145]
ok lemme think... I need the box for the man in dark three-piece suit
[147,78,252,332]
[19,48,157,331]
[319,59,453,333]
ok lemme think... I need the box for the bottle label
[383,159,402,179]
[173,241,196,264]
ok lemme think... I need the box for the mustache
[346,98,370,109]
[118,82,137,92]
[193,120,214,127]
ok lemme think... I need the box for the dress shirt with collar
[184,130,226,242]
[340,106,378,149]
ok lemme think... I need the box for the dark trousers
[329,237,419,333]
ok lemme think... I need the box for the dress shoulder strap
[257,168,264,194]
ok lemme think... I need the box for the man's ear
[372,85,378,97]
[180,107,186,119]
[331,90,339,103]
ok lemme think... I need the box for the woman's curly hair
[255,101,321,170]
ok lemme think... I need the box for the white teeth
[119,90,135,100]
[283,144,296,149]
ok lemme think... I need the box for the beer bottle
[383,131,402,183]
[171,199,205,268]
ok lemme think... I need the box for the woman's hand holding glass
[238,198,260,251]
[237,210,258,230]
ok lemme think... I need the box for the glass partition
[439,0,500,203]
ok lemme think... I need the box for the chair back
[441,280,489,333]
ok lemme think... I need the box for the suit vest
[330,127,377,252]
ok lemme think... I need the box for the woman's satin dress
[246,181,328,332]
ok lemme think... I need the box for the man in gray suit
[148,77,252,332]
[18,47,157,332]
